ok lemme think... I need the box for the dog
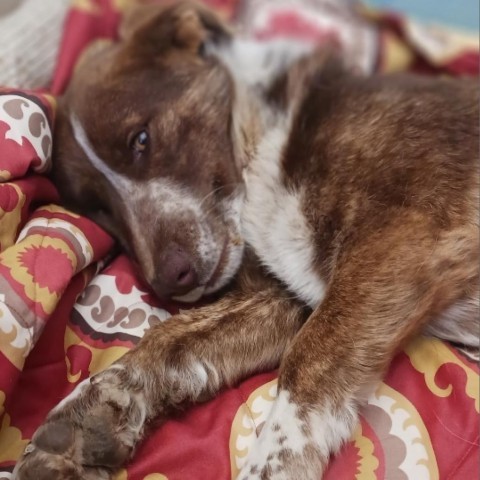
[13,2,479,479]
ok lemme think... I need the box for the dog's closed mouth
[172,285,206,303]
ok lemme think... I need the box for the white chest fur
[241,123,326,309]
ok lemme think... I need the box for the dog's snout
[155,244,198,297]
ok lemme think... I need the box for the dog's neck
[208,38,313,170]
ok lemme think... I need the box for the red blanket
[0,1,478,479]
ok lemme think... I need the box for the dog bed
[0,1,478,479]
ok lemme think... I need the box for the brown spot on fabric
[125,308,147,328]
[91,296,115,322]
[113,306,129,324]
[29,112,45,137]
[41,135,51,158]
[77,284,102,306]
[3,98,27,119]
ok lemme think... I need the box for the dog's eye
[130,130,149,154]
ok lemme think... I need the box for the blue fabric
[366,0,479,32]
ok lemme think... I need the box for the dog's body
[14,3,479,480]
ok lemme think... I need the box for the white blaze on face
[70,114,155,273]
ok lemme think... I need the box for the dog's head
[53,2,246,301]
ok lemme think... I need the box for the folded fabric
[0,0,70,90]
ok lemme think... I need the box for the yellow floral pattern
[2,235,77,315]
[0,393,29,464]
[405,336,479,412]
[353,422,379,479]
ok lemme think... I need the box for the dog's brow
[70,113,133,194]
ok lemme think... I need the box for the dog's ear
[121,1,231,57]
[74,39,114,76]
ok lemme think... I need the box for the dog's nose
[155,244,198,296]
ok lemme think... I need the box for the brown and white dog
[13,2,479,479]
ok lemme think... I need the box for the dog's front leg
[238,242,469,480]
[238,300,369,480]
[13,267,308,480]
[238,304,419,480]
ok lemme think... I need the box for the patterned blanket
[0,1,478,479]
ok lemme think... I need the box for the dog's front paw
[12,438,112,480]
[13,365,146,480]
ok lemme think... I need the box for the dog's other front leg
[239,230,477,479]
[238,298,370,480]
[13,262,308,480]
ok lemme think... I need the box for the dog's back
[242,57,479,323]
